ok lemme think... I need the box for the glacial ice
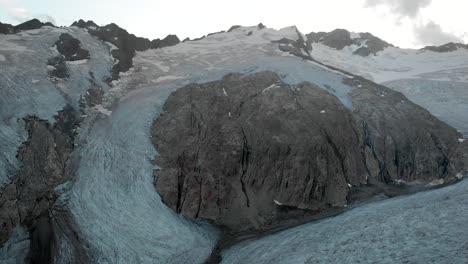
[222,179,468,264]
[65,25,357,263]
[384,79,468,137]
[2,24,467,264]
[0,26,112,187]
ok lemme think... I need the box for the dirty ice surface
[0,26,112,187]
[66,25,357,263]
[222,179,468,264]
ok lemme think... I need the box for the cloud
[365,0,431,18]
[5,7,56,25]
[9,7,29,23]
[414,21,464,46]
[0,0,21,3]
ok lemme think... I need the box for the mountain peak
[14,18,55,31]
[307,28,392,56]
[422,42,468,53]
[71,19,99,29]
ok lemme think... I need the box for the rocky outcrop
[79,73,105,108]
[306,29,392,56]
[346,76,467,182]
[70,19,98,29]
[422,42,468,53]
[273,28,312,60]
[56,33,90,61]
[81,22,180,80]
[0,19,54,35]
[152,34,181,48]
[355,32,393,56]
[152,71,467,232]
[47,56,69,79]
[227,25,241,32]
[0,21,14,34]
[0,105,78,253]
[14,19,54,31]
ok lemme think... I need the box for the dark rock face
[56,33,90,61]
[152,71,467,232]
[306,32,327,43]
[227,25,241,32]
[0,106,78,249]
[153,34,181,48]
[346,77,466,182]
[47,56,69,79]
[354,32,393,56]
[273,28,312,60]
[0,21,15,34]
[0,19,54,34]
[353,46,371,56]
[70,19,98,28]
[87,23,180,80]
[320,29,354,50]
[422,42,468,53]
[14,19,54,31]
[306,29,392,56]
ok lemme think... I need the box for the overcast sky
[1,0,466,48]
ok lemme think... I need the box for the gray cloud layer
[414,21,464,46]
[365,0,431,18]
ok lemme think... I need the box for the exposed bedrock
[306,29,392,56]
[0,19,55,35]
[422,42,468,53]
[55,33,90,61]
[152,71,467,232]
[80,22,180,80]
[0,106,81,262]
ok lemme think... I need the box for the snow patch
[274,200,283,206]
[320,110,326,114]
[31,79,40,84]
[427,178,444,186]
[459,138,466,143]
[68,59,88,65]
[223,87,228,96]
[350,32,361,39]
[105,41,118,51]
[262,83,278,93]
[153,75,184,83]
[93,105,112,116]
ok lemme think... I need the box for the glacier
[65,25,358,263]
[1,23,467,263]
[222,179,468,264]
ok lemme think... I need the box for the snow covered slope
[311,42,468,136]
